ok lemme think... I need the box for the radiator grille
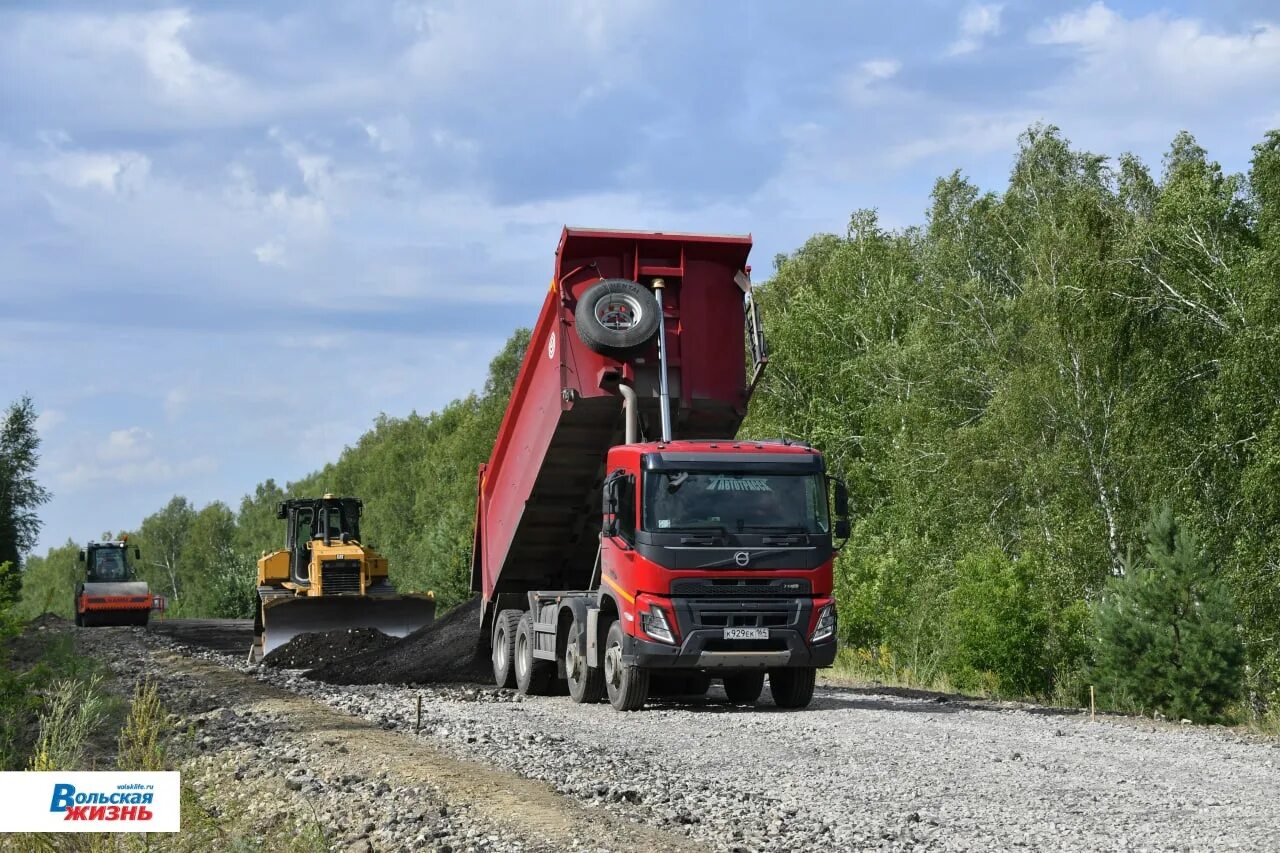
[321,561,362,595]
[670,577,811,597]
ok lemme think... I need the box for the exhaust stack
[653,278,673,442]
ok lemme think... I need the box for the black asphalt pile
[304,597,490,685]
[262,627,399,669]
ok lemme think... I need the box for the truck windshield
[643,471,830,534]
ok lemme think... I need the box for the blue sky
[3,0,1279,554]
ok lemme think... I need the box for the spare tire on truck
[574,279,661,359]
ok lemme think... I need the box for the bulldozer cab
[82,543,137,583]
[279,496,363,585]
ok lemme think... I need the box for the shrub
[27,675,109,771]
[1092,506,1244,722]
[941,547,1052,696]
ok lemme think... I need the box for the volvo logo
[733,551,750,567]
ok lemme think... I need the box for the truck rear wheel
[491,609,521,689]
[723,672,765,704]
[769,667,816,709]
[603,621,649,711]
[515,613,555,696]
[565,617,603,704]
[574,279,661,359]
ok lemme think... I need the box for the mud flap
[259,595,437,657]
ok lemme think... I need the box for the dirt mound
[26,612,70,630]
[305,596,490,685]
[263,627,399,669]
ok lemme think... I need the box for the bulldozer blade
[259,595,436,658]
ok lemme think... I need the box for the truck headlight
[640,604,676,645]
[810,603,836,643]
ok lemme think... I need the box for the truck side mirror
[834,480,850,519]
[276,502,288,520]
[834,518,851,539]
[78,550,85,563]
[601,472,622,537]
[134,548,141,560]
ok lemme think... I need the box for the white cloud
[163,388,190,420]
[100,427,152,463]
[845,58,903,105]
[886,113,1035,167]
[1031,3,1280,106]
[134,9,237,100]
[949,4,1003,56]
[51,425,216,492]
[254,240,286,266]
[861,59,901,81]
[36,409,66,434]
[42,149,151,194]
[49,9,244,107]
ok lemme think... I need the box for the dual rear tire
[492,610,817,711]
[514,613,555,695]
[493,610,644,710]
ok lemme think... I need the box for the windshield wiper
[662,524,730,535]
[738,524,809,533]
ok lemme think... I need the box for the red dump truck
[473,227,847,711]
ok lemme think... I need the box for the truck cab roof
[623,439,818,455]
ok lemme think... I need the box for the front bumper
[620,595,837,670]
[622,629,837,669]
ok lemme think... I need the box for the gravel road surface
[140,619,1280,852]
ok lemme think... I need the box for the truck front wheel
[565,617,604,704]
[603,621,649,711]
[769,667,817,709]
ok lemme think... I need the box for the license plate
[723,627,769,640]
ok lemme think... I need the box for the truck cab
[600,441,840,677]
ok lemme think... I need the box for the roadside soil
[87,623,701,852]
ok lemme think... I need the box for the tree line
[14,124,1280,723]
[744,125,1278,720]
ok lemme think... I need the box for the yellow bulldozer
[250,494,436,660]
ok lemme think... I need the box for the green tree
[1093,506,1243,722]
[0,396,52,596]
[137,496,194,610]
[17,541,81,619]
[178,502,240,615]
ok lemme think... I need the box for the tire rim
[515,632,528,681]
[604,640,622,689]
[565,634,582,683]
[594,292,644,331]
[493,626,506,671]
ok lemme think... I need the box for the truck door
[289,506,315,585]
